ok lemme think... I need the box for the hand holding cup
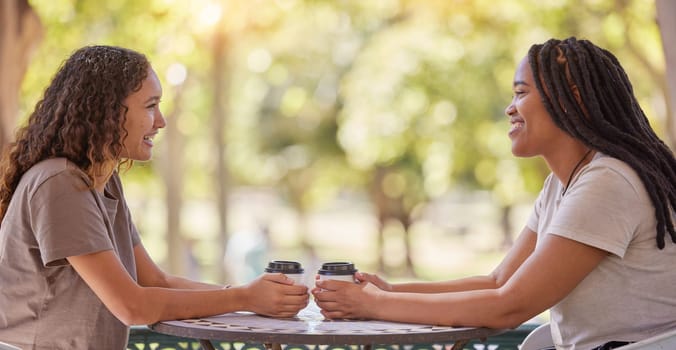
[264,260,305,285]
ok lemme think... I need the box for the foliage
[21,0,666,275]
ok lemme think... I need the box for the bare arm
[363,226,537,293]
[67,250,309,326]
[134,244,223,290]
[314,232,606,329]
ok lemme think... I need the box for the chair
[0,342,21,350]
[519,322,553,350]
[519,322,676,350]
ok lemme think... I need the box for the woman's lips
[509,118,524,137]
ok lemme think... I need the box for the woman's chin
[510,144,533,158]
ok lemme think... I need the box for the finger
[282,294,310,305]
[356,272,378,283]
[312,290,337,303]
[314,300,340,311]
[277,302,306,312]
[321,309,348,320]
[290,284,309,294]
[316,279,343,291]
[315,279,328,289]
[280,284,308,295]
[265,273,296,285]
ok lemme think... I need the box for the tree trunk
[0,0,42,147]
[369,166,417,277]
[401,217,415,277]
[656,0,676,150]
[500,205,514,249]
[212,25,230,284]
[163,85,186,276]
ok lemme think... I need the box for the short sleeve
[130,219,141,246]
[526,174,554,233]
[30,170,113,267]
[546,163,648,258]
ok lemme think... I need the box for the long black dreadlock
[528,37,676,249]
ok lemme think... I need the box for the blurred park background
[2,0,675,287]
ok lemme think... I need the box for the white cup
[265,260,305,285]
[285,273,305,285]
[317,262,357,283]
[318,274,355,283]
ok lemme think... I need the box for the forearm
[134,244,224,290]
[123,274,309,326]
[372,288,531,329]
[131,285,246,325]
[389,228,536,294]
[164,275,225,290]
[391,275,499,293]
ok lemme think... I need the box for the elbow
[491,313,531,330]
[114,303,155,326]
[110,290,161,326]
[481,306,534,330]
[487,289,544,329]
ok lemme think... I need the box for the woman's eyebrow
[513,80,530,87]
[144,96,161,104]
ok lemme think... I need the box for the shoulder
[20,158,92,198]
[581,153,647,200]
[24,158,89,181]
[537,172,561,201]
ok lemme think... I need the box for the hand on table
[311,278,383,320]
[244,273,309,318]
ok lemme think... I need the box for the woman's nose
[155,110,167,129]
[504,102,516,116]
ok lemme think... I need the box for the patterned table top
[151,302,505,345]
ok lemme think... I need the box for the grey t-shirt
[0,158,141,349]
[527,152,676,350]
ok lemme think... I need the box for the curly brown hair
[0,45,149,220]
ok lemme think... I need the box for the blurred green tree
[11,0,669,280]
[0,0,42,148]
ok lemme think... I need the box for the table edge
[150,321,507,345]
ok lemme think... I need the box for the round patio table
[151,302,506,350]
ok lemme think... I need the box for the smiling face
[505,57,571,158]
[120,67,165,161]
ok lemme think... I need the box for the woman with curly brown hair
[313,37,676,350]
[0,45,308,349]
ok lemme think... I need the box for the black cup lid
[318,262,357,275]
[265,260,304,273]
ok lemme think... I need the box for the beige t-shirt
[527,152,676,350]
[0,158,140,349]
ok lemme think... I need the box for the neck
[543,143,594,187]
[94,161,117,193]
[561,149,593,196]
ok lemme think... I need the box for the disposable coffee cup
[317,262,358,283]
[265,260,305,285]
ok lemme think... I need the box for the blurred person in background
[313,37,676,350]
[0,45,308,350]
[224,223,270,284]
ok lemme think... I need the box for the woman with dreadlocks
[313,37,676,350]
[0,45,308,349]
